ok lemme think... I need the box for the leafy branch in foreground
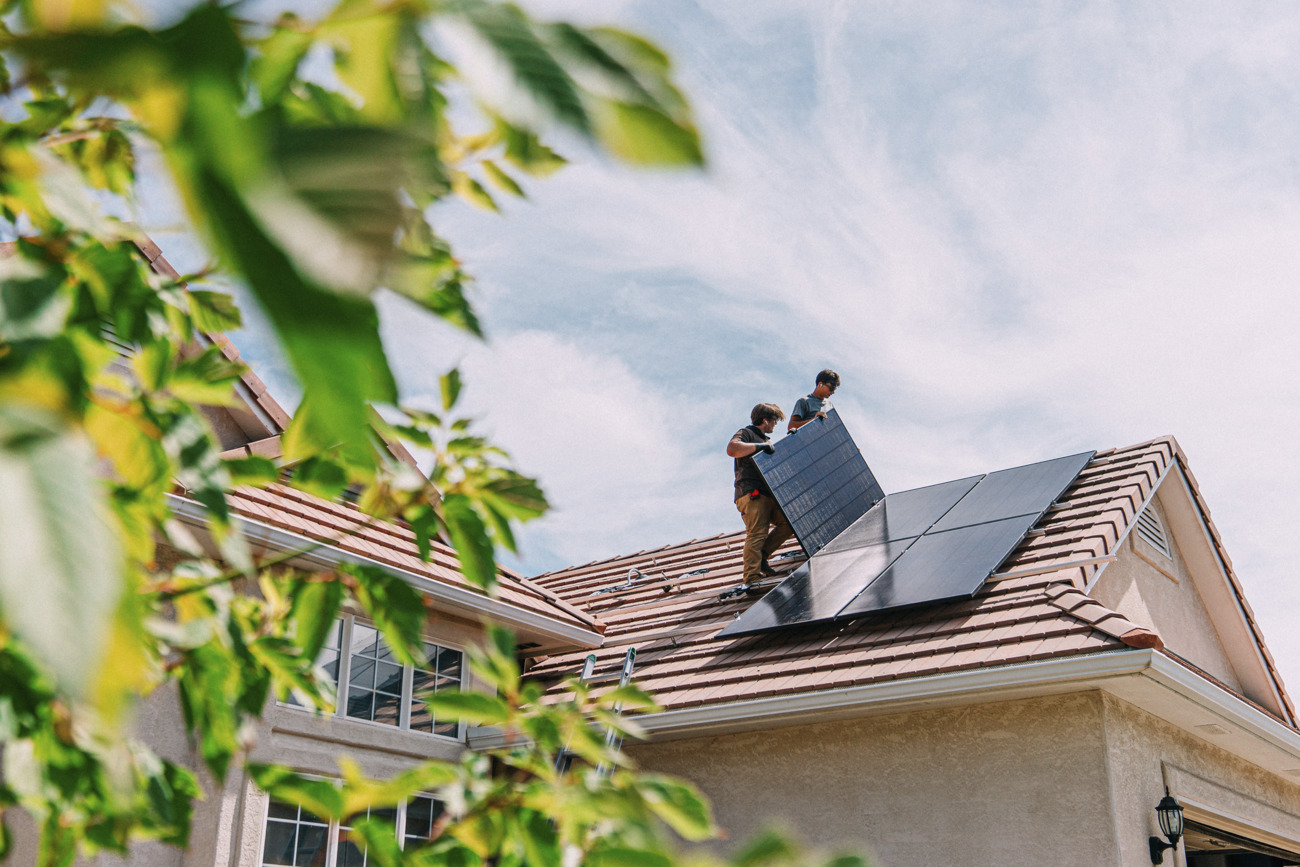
[2,0,860,864]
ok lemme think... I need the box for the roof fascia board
[1144,651,1300,764]
[1165,462,1288,720]
[167,494,604,649]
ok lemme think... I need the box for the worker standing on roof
[727,403,794,588]
[788,369,840,432]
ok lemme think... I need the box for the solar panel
[753,409,885,557]
[729,537,918,633]
[929,452,1095,532]
[837,516,1034,617]
[818,476,982,553]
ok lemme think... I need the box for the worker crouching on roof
[727,403,795,586]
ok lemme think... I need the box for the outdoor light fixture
[1149,789,1185,864]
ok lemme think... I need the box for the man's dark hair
[816,369,840,387]
[751,403,785,425]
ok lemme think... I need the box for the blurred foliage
[0,0,866,865]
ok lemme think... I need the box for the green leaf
[0,257,70,341]
[289,580,344,661]
[586,848,672,867]
[481,160,525,198]
[454,2,589,134]
[348,818,405,867]
[498,121,567,177]
[252,14,314,105]
[730,829,797,867]
[266,124,414,288]
[187,289,242,332]
[348,565,427,667]
[441,368,462,411]
[441,494,496,591]
[249,764,345,820]
[479,475,547,521]
[451,171,499,212]
[636,775,715,841]
[223,455,280,487]
[421,691,510,727]
[338,758,458,816]
[0,404,123,699]
[592,100,702,166]
[322,2,406,124]
[194,173,396,467]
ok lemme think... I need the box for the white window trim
[279,614,466,742]
[259,780,444,866]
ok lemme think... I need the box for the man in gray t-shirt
[789,369,840,432]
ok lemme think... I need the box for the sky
[142,2,1300,686]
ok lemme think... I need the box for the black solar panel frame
[753,409,884,557]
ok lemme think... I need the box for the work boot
[759,558,780,577]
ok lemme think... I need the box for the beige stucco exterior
[630,689,1300,867]
[1092,493,1242,693]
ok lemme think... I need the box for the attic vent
[1136,505,1172,559]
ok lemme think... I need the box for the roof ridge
[1041,582,1163,650]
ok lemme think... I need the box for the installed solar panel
[818,476,981,553]
[753,409,885,557]
[732,537,918,632]
[719,444,1097,638]
[837,516,1034,617]
[929,452,1094,532]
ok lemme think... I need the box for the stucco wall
[1091,494,1241,691]
[628,692,1121,867]
[1101,693,1300,865]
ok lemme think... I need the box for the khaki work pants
[735,493,795,584]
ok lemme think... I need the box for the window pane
[351,624,380,657]
[436,647,462,679]
[349,657,376,690]
[335,839,365,867]
[404,796,444,846]
[268,800,300,822]
[372,689,400,727]
[409,702,432,733]
[261,820,297,865]
[434,719,458,738]
[375,662,402,695]
[346,690,375,721]
[294,823,328,866]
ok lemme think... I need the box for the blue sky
[146,2,1300,685]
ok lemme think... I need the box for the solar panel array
[719,449,1095,638]
[752,409,885,557]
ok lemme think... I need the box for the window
[261,794,443,867]
[287,616,464,739]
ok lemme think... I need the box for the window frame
[259,784,445,867]
[280,614,466,742]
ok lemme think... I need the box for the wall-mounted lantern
[1149,788,1185,864]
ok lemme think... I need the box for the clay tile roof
[525,437,1290,719]
[215,483,603,635]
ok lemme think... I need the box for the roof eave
[168,494,604,652]
[471,649,1300,779]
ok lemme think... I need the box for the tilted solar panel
[753,409,885,557]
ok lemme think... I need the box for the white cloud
[393,0,1300,683]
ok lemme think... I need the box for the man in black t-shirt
[726,403,794,586]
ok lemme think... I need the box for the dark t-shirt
[732,425,773,500]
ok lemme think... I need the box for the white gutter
[469,648,1300,767]
[167,494,604,649]
[1146,651,1300,760]
[469,649,1155,749]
